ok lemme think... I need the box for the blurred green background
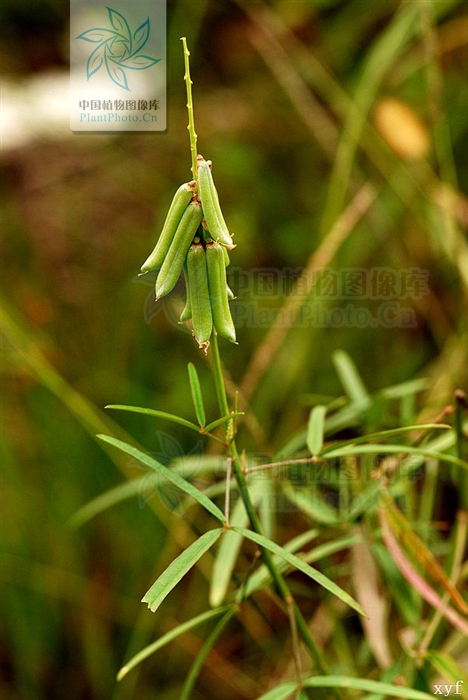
[1,1,467,698]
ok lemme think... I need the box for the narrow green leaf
[69,477,145,529]
[188,363,206,427]
[232,527,367,617]
[302,676,435,698]
[322,443,468,470]
[142,528,223,613]
[332,350,370,406]
[105,405,199,432]
[320,424,451,456]
[241,532,357,601]
[239,531,320,601]
[97,435,226,522]
[306,405,327,455]
[380,378,430,399]
[283,485,338,525]
[255,682,297,700]
[204,412,244,433]
[180,608,236,700]
[117,605,232,680]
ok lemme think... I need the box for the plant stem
[210,334,332,679]
[181,37,198,180]
[181,38,334,688]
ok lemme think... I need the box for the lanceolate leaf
[332,350,370,407]
[306,405,327,455]
[117,605,233,680]
[97,435,226,522]
[105,405,200,432]
[232,527,367,617]
[255,683,297,700]
[204,412,244,433]
[242,533,359,601]
[142,528,223,613]
[188,362,206,427]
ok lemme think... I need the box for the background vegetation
[1,1,467,699]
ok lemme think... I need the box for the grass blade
[306,405,327,455]
[283,484,339,525]
[97,435,226,522]
[380,515,468,636]
[380,491,468,614]
[69,477,145,529]
[105,405,200,432]
[302,676,435,698]
[332,350,370,407]
[117,605,232,680]
[320,424,451,456]
[232,526,367,617]
[188,362,206,427]
[142,528,223,613]
[255,684,297,700]
[322,443,467,470]
[180,607,237,700]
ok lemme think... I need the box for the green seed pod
[186,241,212,350]
[226,284,235,300]
[222,246,230,267]
[141,181,195,272]
[155,201,203,299]
[179,265,192,322]
[197,157,235,250]
[206,241,237,344]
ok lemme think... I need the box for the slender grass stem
[210,334,333,681]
